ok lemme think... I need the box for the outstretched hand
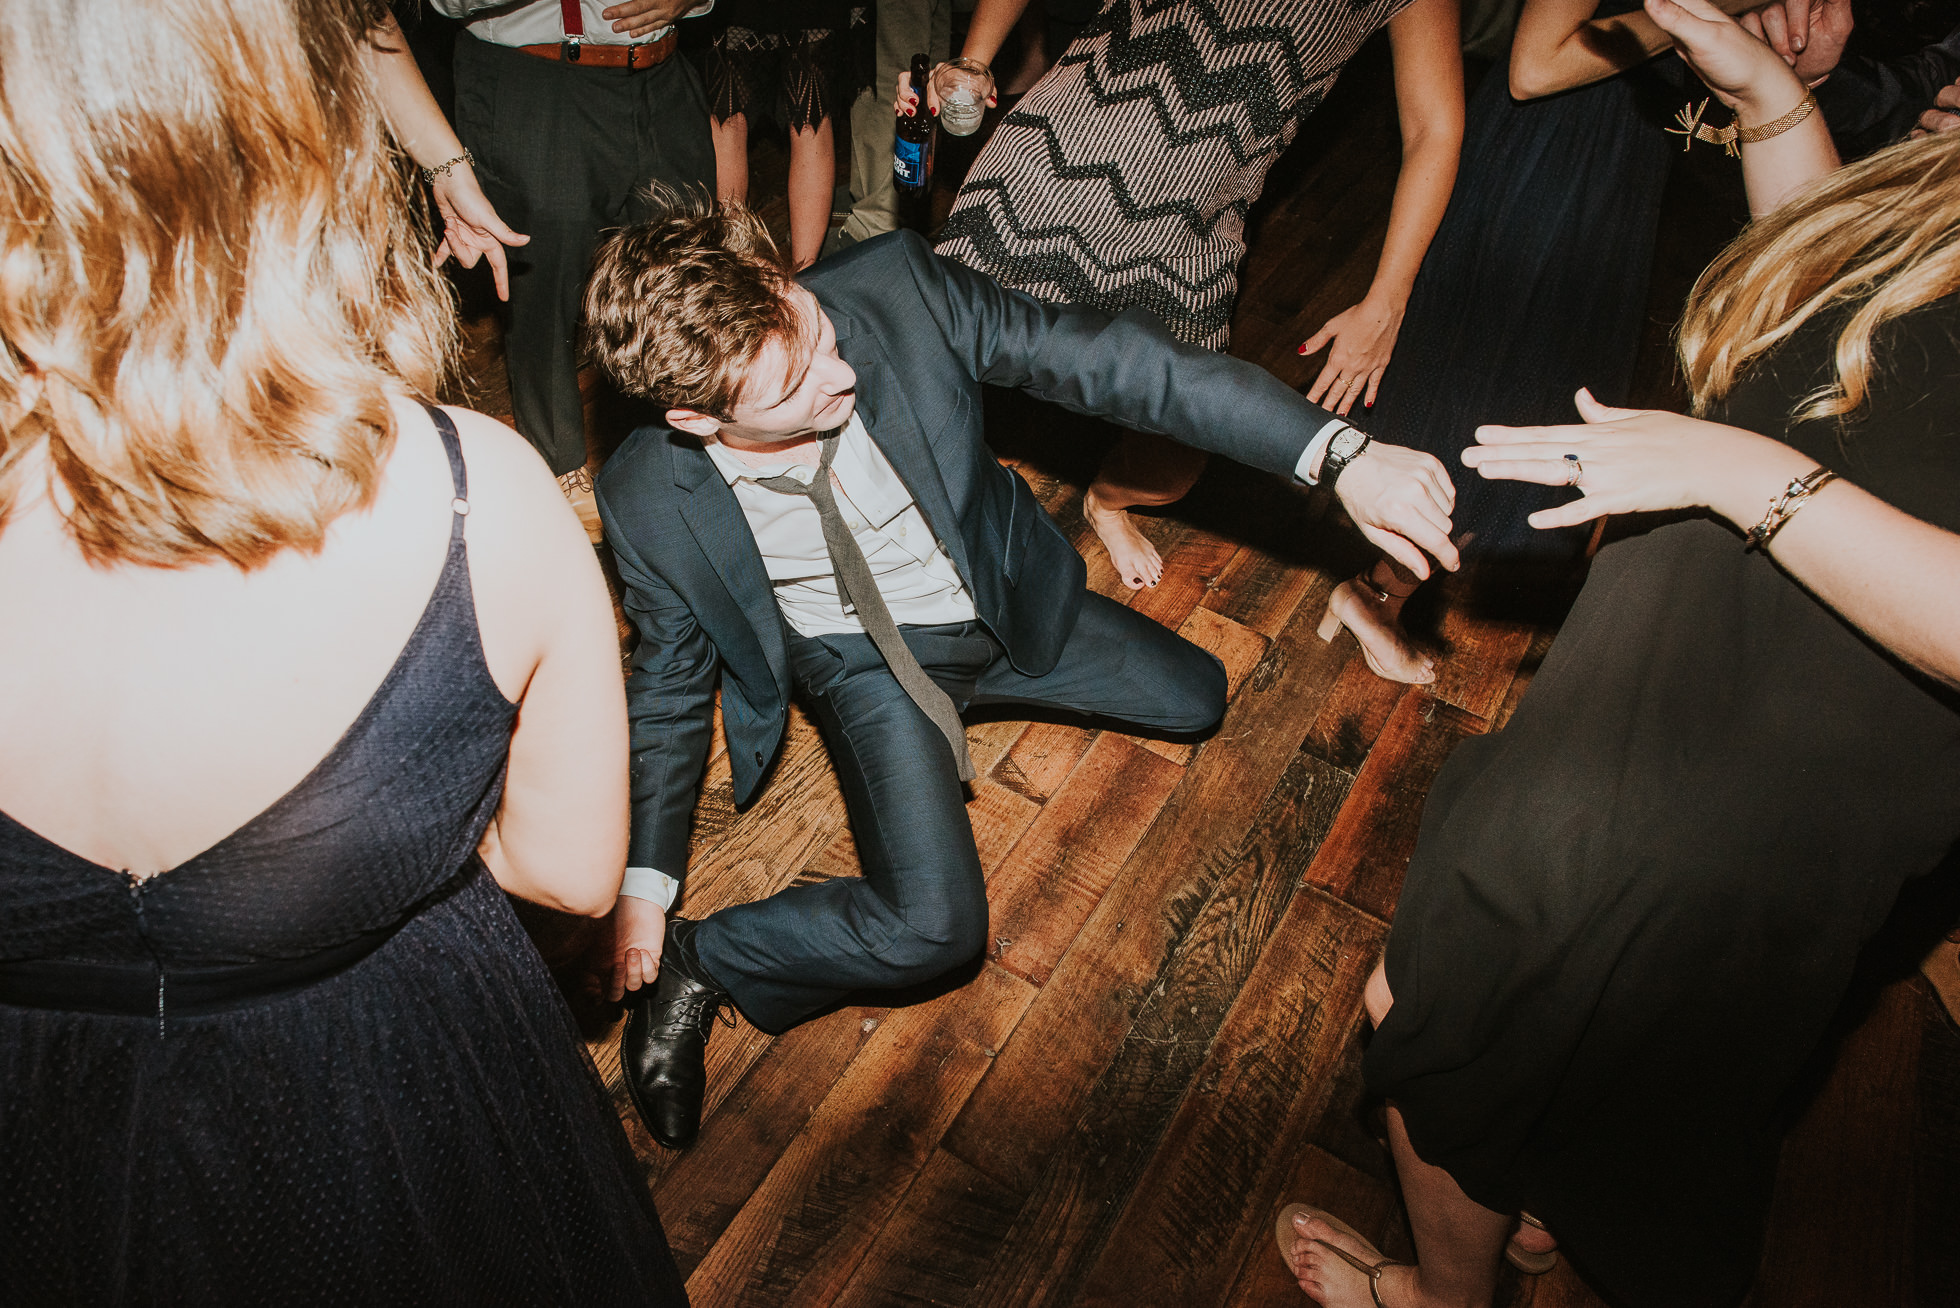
[608,893,669,1003]
[1300,296,1405,416]
[1646,0,1805,113]
[1333,442,1460,578]
[1461,388,1815,530]
[431,166,530,301]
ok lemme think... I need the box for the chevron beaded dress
[936,0,1414,349]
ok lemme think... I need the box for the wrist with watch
[1318,423,1372,492]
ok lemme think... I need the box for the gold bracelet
[1667,90,1818,158]
[1743,465,1837,551]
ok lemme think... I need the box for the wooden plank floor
[456,40,1960,1308]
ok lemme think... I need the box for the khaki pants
[838,0,953,245]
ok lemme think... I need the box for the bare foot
[1082,487,1163,589]
[1283,1209,1412,1308]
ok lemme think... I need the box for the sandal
[1504,1210,1559,1275]
[1275,1202,1405,1308]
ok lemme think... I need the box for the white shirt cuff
[1295,419,1352,487]
[620,866,680,910]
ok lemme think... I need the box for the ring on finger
[1563,452,1584,487]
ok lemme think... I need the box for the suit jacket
[597,231,1338,880]
[1815,24,1960,158]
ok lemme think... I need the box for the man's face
[670,286,857,449]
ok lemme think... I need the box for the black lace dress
[1365,298,1960,1306]
[704,0,871,133]
[0,412,687,1306]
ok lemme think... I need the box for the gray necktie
[748,433,976,782]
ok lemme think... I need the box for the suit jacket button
[753,750,765,764]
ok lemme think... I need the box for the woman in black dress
[706,0,870,270]
[1278,2,1960,1305]
[1328,0,1727,684]
[0,1,684,1301]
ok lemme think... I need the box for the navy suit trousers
[691,593,1226,1032]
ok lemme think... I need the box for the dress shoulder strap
[423,405,470,541]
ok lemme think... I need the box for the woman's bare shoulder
[400,400,600,697]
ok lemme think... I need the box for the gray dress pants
[453,33,715,476]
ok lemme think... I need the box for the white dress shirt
[703,413,978,637]
[428,0,713,48]
[621,414,976,908]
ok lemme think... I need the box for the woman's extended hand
[1462,388,1816,530]
[431,165,530,302]
[1645,0,1807,117]
[1300,295,1406,416]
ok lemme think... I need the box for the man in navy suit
[582,199,1458,1149]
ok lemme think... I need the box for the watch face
[1330,427,1368,463]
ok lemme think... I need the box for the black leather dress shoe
[621,917,734,1150]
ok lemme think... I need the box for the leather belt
[517,28,677,69]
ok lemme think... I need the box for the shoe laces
[655,984,738,1040]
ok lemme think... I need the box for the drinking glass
[932,58,994,136]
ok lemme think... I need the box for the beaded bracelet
[1743,466,1838,551]
[420,148,475,184]
[1668,90,1818,158]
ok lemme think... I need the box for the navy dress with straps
[0,410,686,1306]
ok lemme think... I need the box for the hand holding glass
[933,58,995,136]
[895,58,997,134]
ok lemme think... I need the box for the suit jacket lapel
[669,434,789,696]
[833,310,972,583]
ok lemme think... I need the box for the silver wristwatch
[1319,424,1372,492]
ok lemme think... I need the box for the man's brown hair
[583,193,800,421]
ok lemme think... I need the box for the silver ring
[1563,452,1584,487]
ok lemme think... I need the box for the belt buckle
[561,35,581,62]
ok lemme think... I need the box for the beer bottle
[893,53,934,213]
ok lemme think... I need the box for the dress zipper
[123,871,166,1039]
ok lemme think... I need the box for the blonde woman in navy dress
[0,1,685,1300]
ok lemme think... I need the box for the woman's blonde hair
[0,0,453,569]
[1679,129,1960,421]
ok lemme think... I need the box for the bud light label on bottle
[893,135,927,188]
